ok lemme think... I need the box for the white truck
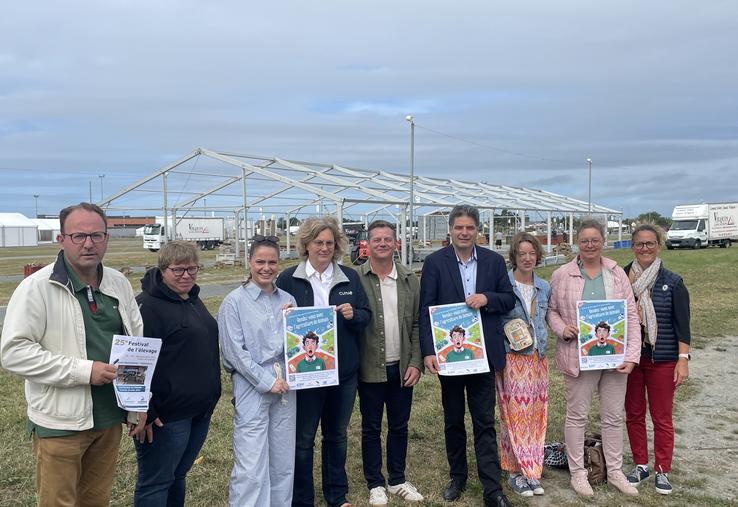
[666,203,738,249]
[143,216,225,251]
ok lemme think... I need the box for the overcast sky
[2,0,737,219]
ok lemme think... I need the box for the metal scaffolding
[100,147,623,266]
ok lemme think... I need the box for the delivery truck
[143,216,225,251]
[666,203,738,249]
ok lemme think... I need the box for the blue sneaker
[655,472,672,495]
[627,465,649,485]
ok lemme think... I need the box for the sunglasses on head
[252,235,279,244]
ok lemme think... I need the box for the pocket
[30,382,87,418]
[232,375,265,423]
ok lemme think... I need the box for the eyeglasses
[311,240,335,248]
[167,266,200,277]
[633,241,658,250]
[578,239,602,246]
[63,232,108,244]
[252,235,279,244]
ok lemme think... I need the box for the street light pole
[405,115,415,267]
[99,174,106,201]
[586,158,592,216]
[33,194,39,218]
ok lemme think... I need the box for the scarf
[629,258,661,347]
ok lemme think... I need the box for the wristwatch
[678,353,691,361]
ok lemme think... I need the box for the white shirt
[372,262,401,363]
[306,260,333,307]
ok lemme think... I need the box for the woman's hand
[336,303,353,320]
[615,361,636,374]
[562,325,578,341]
[270,378,289,394]
[674,359,689,386]
[141,418,164,444]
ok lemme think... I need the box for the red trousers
[625,356,677,472]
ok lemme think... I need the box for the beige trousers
[33,424,122,507]
[563,370,627,478]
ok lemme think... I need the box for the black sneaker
[627,465,649,485]
[655,472,672,495]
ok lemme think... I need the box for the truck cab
[143,223,165,252]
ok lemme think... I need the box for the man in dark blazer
[420,204,515,507]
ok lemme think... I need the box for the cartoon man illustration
[588,321,616,356]
[296,331,327,372]
[445,326,474,362]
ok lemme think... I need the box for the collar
[53,251,103,292]
[244,280,279,300]
[454,246,477,265]
[367,260,397,280]
[306,259,333,281]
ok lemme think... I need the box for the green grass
[1,245,737,506]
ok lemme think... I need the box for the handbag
[503,295,536,352]
[543,442,568,469]
[584,433,607,485]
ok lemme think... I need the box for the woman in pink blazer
[547,219,641,498]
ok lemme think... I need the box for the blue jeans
[134,411,213,507]
[292,374,358,507]
[358,364,414,490]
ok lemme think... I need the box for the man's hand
[403,366,421,387]
[465,294,488,310]
[615,361,636,374]
[90,361,117,385]
[423,355,440,375]
[562,325,578,341]
[270,378,289,394]
[336,303,354,320]
[128,412,149,441]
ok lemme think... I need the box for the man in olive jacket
[357,220,424,505]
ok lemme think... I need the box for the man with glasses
[1,202,146,507]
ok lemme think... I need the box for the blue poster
[576,299,627,371]
[284,306,338,389]
[428,303,489,376]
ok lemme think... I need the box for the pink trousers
[564,369,628,478]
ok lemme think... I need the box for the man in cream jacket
[1,202,146,507]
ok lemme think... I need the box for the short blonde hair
[157,241,200,271]
[295,216,347,261]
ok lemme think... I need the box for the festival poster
[284,306,339,390]
[576,299,627,371]
[428,303,489,376]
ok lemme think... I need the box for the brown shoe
[608,471,638,496]
[570,475,594,497]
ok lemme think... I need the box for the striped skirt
[495,351,549,479]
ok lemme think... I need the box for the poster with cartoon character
[428,303,489,376]
[576,299,627,371]
[284,306,338,389]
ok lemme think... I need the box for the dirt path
[674,335,738,502]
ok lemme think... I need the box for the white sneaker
[387,481,424,502]
[369,486,388,506]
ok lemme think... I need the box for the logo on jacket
[338,291,353,295]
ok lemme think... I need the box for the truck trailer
[143,216,225,251]
[666,203,738,249]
